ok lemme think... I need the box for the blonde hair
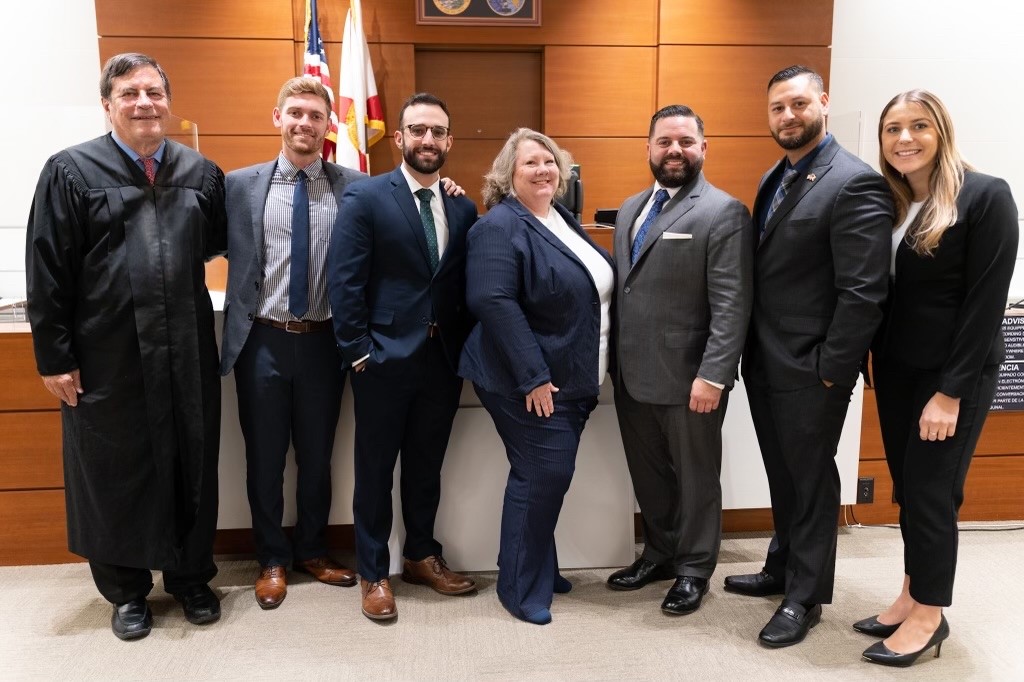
[877,89,974,256]
[482,128,573,209]
[276,76,332,113]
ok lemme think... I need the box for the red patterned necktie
[142,157,156,185]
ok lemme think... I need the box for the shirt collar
[400,163,440,197]
[111,132,166,164]
[277,153,324,181]
[786,133,832,173]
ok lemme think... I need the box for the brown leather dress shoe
[360,578,397,621]
[295,556,357,587]
[401,555,476,595]
[255,565,287,609]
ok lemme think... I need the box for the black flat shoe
[758,600,821,648]
[724,569,785,597]
[862,615,950,667]
[173,584,221,625]
[661,576,709,615]
[853,614,902,638]
[606,558,675,591]
[111,598,152,641]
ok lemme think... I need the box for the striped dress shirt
[256,155,337,322]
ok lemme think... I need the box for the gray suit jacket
[219,158,365,375]
[613,172,753,405]
[742,137,892,390]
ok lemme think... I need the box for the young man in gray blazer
[726,66,892,647]
[220,77,364,609]
[608,105,753,616]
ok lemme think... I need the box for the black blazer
[328,165,478,375]
[872,172,1019,398]
[742,137,893,390]
[458,197,613,400]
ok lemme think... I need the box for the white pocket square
[661,232,693,240]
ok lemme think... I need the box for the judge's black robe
[25,134,227,570]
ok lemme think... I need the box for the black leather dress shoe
[607,558,675,591]
[758,600,822,648]
[173,584,221,625]
[111,598,152,641]
[723,569,785,597]
[853,614,902,638]
[661,576,709,615]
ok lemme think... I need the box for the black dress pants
[874,362,998,606]
[746,381,853,605]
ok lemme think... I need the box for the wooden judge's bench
[3,242,1022,566]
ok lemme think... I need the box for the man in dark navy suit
[328,92,478,621]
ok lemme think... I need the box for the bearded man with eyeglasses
[328,92,478,621]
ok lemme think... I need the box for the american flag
[303,0,339,161]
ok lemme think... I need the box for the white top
[892,200,925,276]
[538,208,614,383]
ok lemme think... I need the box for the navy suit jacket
[328,165,477,375]
[459,197,614,400]
[220,158,364,375]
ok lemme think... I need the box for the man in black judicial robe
[24,53,227,641]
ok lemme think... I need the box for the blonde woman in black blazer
[858,90,1018,667]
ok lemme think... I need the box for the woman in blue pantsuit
[459,128,613,624]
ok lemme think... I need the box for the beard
[771,114,825,150]
[403,142,448,174]
[650,153,703,188]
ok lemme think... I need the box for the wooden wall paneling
[0,413,63,490]
[545,47,657,138]
[0,490,79,565]
[702,137,785,212]
[415,50,542,142]
[200,135,284,174]
[99,38,297,136]
[291,0,658,47]
[855,456,1024,525]
[552,137,650,227]
[96,0,294,39]
[367,43,416,173]
[0,334,58,411]
[660,0,833,46]
[657,46,832,137]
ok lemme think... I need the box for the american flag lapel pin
[807,173,817,182]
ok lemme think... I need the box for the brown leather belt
[426,323,441,338]
[254,317,332,334]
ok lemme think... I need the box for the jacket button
[247,313,254,321]
[624,286,631,294]
[254,281,260,289]
[420,316,428,323]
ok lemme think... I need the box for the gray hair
[100,53,171,101]
[482,128,573,209]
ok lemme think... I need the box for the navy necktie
[415,188,440,272]
[631,189,670,264]
[763,168,800,238]
[289,170,309,319]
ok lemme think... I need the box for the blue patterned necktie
[631,188,670,264]
[764,168,800,237]
[415,188,440,272]
[288,170,309,319]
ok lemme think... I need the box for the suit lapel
[249,159,277,268]
[632,176,703,266]
[389,166,434,274]
[759,141,838,247]
[615,190,649,268]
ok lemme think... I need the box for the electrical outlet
[857,477,874,504]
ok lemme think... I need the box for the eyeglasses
[404,124,450,141]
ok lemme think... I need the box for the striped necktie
[631,189,670,264]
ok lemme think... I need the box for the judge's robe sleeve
[25,156,86,377]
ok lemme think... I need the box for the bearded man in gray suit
[607,104,753,616]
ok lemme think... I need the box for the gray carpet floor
[2,524,1022,681]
